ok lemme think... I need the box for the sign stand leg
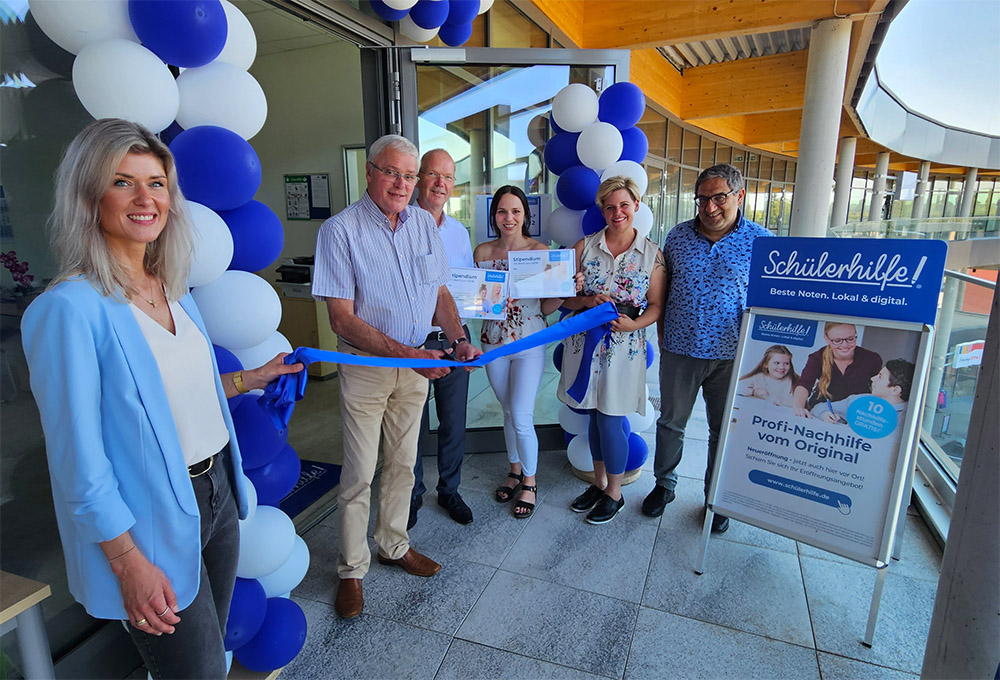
[863,566,889,647]
[695,509,715,575]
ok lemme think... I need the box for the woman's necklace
[138,277,157,308]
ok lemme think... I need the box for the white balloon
[551,83,598,133]
[577,122,623,172]
[626,406,656,434]
[600,160,649,196]
[215,0,258,70]
[237,505,296,579]
[400,14,439,42]
[634,202,654,240]
[187,202,234,288]
[547,207,585,248]
[477,0,494,13]
[72,40,179,133]
[191,271,282,350]
[566,434,594,472]
[558,404,590,435]
[29,0,138,54]
[176,62,267,140]
[257,535,310,598]
[242,476,258,523]
[229,331,293,379]
[383,0,418,8]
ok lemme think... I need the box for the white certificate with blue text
[447,267,508,320]
[508,249,576,299]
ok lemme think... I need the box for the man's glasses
[693,189,737,207]
[827,335,858,346]
[370,161,418,184]
[421,171,455,183]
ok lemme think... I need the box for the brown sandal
[494,472,524,503]
[513,484,537,519]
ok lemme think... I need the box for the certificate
[447,268,508,320]
[508,249,576,299]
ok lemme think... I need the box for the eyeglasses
[693,189,737,207]
[827,335,857,346]
[420,170,455,183]
[369,161,418,184]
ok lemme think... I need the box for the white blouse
[130,300,230,467]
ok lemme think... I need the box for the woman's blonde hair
[595,175,641,208]
[818,322,857,400]
[49,118,193,301]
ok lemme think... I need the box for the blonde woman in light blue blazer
[21,119,301,679]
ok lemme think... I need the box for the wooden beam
[744,110,803,144]
[630,48,683,115]
[527,0,584,47]
[681,51,807,119]
[843,0,890,106]
[578,0,871,50]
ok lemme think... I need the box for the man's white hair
[368,134,418,164]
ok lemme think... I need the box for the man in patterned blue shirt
[642,164,774,532]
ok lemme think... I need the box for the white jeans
[483,344,546,476]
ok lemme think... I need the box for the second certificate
[508,249,576,299]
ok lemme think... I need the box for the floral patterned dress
[476,258,546,347]
[557,230,658,416]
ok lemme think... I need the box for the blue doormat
[279,460,341,519]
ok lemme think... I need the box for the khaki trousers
[337,361,428,579]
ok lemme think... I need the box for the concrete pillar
[922,286,999,680]
[789,18,852,237]
[830,137,856,228]
[959,167,978,218]
[867,151,891,222]
[911,161,931,219]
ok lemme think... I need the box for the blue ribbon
[565,324,612,403]
[258,302,619,430]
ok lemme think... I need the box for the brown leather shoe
[377,547,441,577]
[335,578,363,618]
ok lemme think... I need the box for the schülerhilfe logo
[751,315,817,347]
[761,250,927,292]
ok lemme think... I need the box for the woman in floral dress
[558,176,666,524]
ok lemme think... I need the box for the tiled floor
[283,408,942,679]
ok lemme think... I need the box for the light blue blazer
[21,278,248,620]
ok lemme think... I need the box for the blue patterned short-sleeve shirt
[661,212,773,360]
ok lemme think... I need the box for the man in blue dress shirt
[643,164,774,532]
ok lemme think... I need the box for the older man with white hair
[313,135,481,619]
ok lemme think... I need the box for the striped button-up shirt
[313,191,449,347]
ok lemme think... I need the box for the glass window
[680,168,698,219]
[759,155,772,181]
[699,139,716,168]
[772,159,787,183]
[490,0,547,48]
[664,164,681,229]
[731,148,747,173]
[681,129,700,167]
[752,181,770,225]
[666,121,683,164]
[973,181,992,216]
[638,107,667,158]
[715,144,732,166]
[643,163,664,244]
[747,152,760,179]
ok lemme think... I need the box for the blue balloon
[232,398,288,471]
[170,126,262,212]
[619,127,649,163]
[246,444,302,507]
[556,165,600,211]
[598,82,646,130]
[646,340,654,369]
[128,0,227,68]
[553,343,564,372]
[369,0,408,21]
[582,204,604,235]
[447,0,479,24]
[159,121,184,146]
[543,132,580,175]
[410,0,450,29]
[625,431,648,471]
[438,20,473,46]
[219,200,285,273]
[225,578,267,651]
[234,598,308,673]
[549,113,565,135]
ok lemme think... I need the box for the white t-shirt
[130,301,230,467]
[431,212,474,333]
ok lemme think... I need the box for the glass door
[399,47,630,451]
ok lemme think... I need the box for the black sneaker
[585,494,625,525]
[711,513,730,533]
[570,484,605,513]
[407,495,423,530]
[438,491,474,525]
[641,485,676,517]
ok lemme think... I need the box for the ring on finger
[134,618,148,627]
[157,606,170,617]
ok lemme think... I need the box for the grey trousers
[653,351,733,495]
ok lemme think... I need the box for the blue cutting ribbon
[565,324,611,403]
[258,302,619,430]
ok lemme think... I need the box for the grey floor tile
[643,519,814,647]
[541,460,662,527]
[500,501,657,602]
[625,606,821,680]
[281,598,452,680]
[436,640,605,680]
[457,570,637,678]
[800,556,936,674]
[817,652,919,679]
[296,524,340,605]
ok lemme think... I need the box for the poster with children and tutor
[710,237,946,564]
